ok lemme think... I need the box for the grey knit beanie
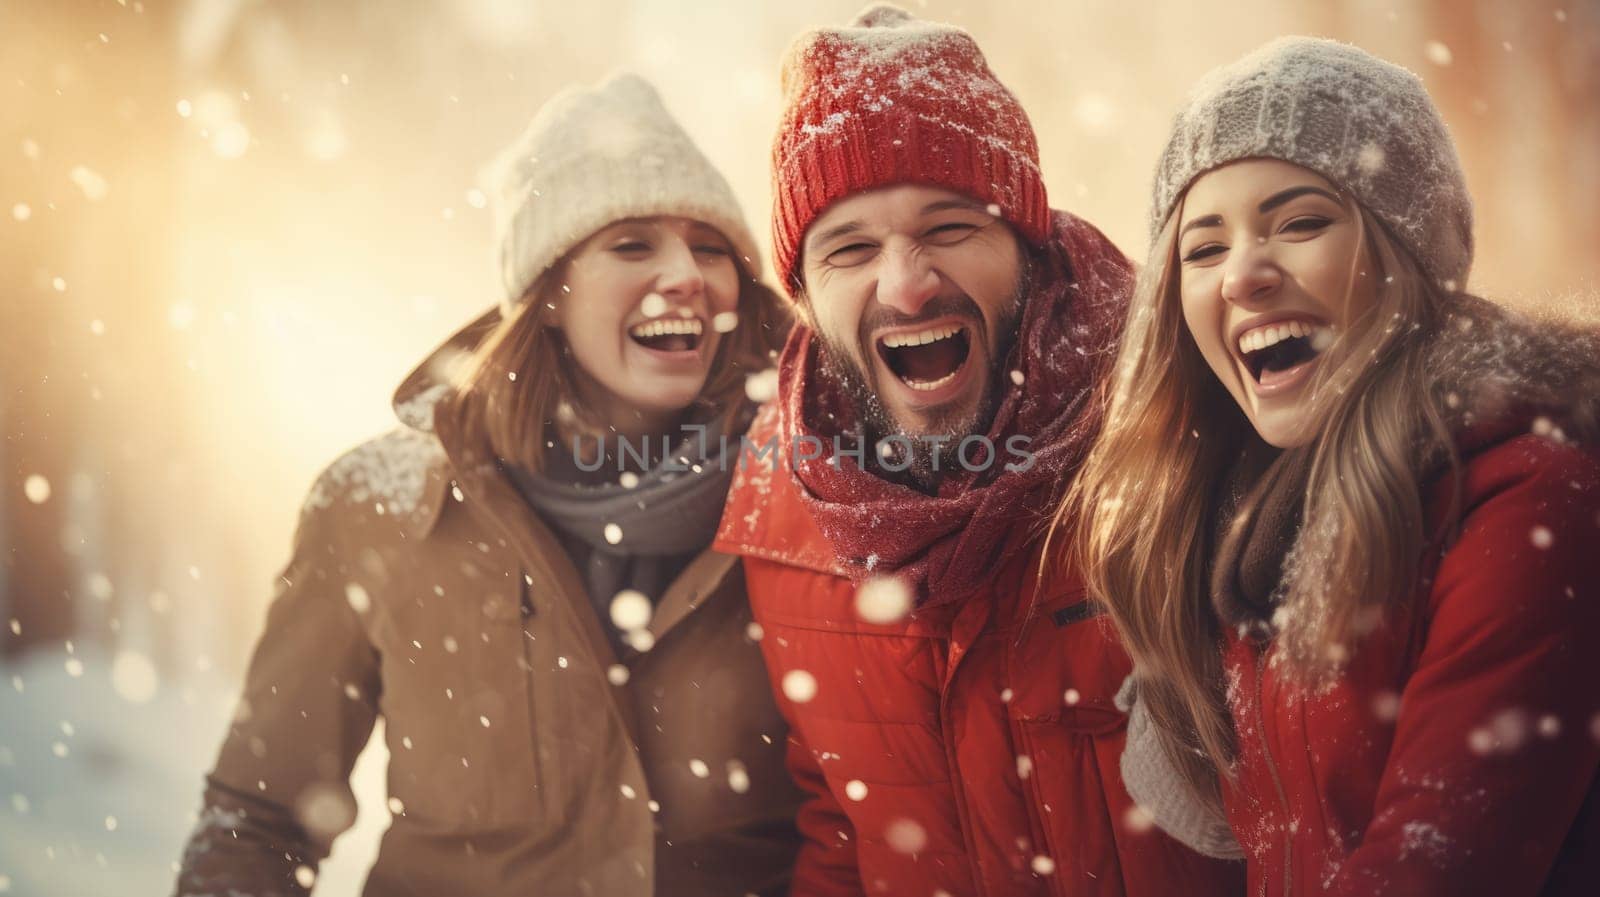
[1151,37,1474,288]
[484,73,763,313]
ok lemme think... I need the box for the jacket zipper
[1254,649,1293,897]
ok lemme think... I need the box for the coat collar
[386,306,501,542]
[713,401,849,577]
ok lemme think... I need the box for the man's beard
[813,259,1031,491]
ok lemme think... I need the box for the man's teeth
[629,318,703,339]
[881,324,963,349]
[1237,320,1328,355]
[904,370,959,391]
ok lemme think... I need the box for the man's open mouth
[628,317,704,353]
[1238,319,1333,383]
[875,323,972,392]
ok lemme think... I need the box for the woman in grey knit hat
[175,74,802,897]
[1061,37,1600,896]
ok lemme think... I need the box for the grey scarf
[510,407,747,648]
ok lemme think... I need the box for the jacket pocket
[1016,718,1129,897]
[1007,588,1134,895]
[379,571,544,828]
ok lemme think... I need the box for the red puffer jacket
[715,407,1244,897]
[1221,427,1600,897]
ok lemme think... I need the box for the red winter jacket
[1221,427,1600,897]
[715,405,1244,896]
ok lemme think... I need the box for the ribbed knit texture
[1115,676,1246,860]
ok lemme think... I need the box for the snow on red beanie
[771,3,1050,295]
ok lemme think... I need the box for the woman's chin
[1248,407,1317,449]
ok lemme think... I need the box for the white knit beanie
[486,73,763,312]
[1151,37,1474,288]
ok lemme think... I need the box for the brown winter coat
[175,315,804,897]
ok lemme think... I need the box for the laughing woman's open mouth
[628,317,705,354]
[1238,318,1334,393]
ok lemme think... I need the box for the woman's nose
[655,238,706,298]
[1219,242,1283,307]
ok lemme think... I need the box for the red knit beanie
[771,4,1051,294]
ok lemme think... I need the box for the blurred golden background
[2,0,1597,893]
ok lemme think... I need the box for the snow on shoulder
[301,427,447,520]
[300,381,453,520]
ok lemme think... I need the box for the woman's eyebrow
[1258,185,1341,214]
[1179,214,1223,239]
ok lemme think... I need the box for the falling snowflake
[884,818,927,854]
[345,583,371,614]
[712,311,740,333]
[111,651,159,704]
[604,523,624,545]
[745,369,779,403]
[69,165,109,201]
[845,779,868,801]
[1355,142,1386,175]
[609,590,652,631]
[1031,855,1056,876]
[1423,40,1453,66]
[1371,691,1401,723]
[727,761,750,794]
[854,575,911,624]
[1529,526,1553,550]
[1124,804,1156,834]
[781,669,818,703]
[23,475,51,504]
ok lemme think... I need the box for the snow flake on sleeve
[1398,820,1453,867]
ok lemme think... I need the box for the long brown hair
[439,252,789,474]
[1056,194,1463,811]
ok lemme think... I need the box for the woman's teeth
[1236,319,1327,355]
[629,318,703,339]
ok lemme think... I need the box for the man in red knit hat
[714,5,1246,896]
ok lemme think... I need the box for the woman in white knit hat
[174,73,801,897]
[1062,38,1600,896]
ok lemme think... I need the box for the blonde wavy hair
[1056,191,1462,811]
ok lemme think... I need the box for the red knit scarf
[780,211,1132,607]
